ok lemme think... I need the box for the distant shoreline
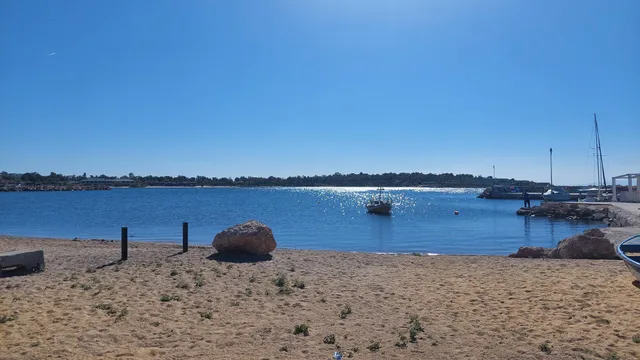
[1,185,488,192]
[0,184,110,192]
[2,171,549,190]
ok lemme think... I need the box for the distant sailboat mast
[594,113,606,192]
[549,148,553,189]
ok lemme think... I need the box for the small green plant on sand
[95,303,114,311]
[95,303,124,320]
[273,274,287,288]
[606,352,620,360]
[244,288,252,297]
[273,274,295,294]
[539,341,552,354]
[200,311,213,319]
[193,272,205,287]
[293,323,310,336]
[395,334,408,348]
[339,305,352,319]
[292,279,306,289]
[176,281,190,289]
[160,294,180,302]
[115,309,128,322]
[633,335,640,344]
[409,315,424,342]
[366,342,380,352]
[0,315,16,324]
[323,334,336,344]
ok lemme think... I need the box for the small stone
[508,246,552,258]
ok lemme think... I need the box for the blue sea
[0,187,604,255]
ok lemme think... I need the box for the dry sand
[1,236,640,360]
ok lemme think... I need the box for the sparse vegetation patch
[293,323,310,336]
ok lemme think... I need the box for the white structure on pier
[612,173,640,203]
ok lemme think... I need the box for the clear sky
[1,0,638,185]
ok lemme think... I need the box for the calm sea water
[0,187,604,255]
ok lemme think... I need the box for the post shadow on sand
[95,260,124,269]
[206,252,273,264]
[0,267,38,278]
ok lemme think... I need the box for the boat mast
[549,148,553,189]
[594,113,606,190]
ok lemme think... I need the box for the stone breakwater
[512,202,640,259]
[516,202,611,223]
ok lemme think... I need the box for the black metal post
[182,222,188,253]
[121,227,128,261]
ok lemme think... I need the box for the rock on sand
[212,220,277,256]
[549,228,617,259]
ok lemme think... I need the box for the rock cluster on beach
[511,203,640,259]
[516,202,609,223]
[509,228,622,259]
[212,220,277,256]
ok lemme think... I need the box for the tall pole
[492,166,495,186]
[549,148,553,188]
[594,113,607,189]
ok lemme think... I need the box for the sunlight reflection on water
[0,187,603,255]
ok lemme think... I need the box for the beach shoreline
[2,235,640,360]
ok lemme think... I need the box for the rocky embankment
[511,202,640,259]
[516,202,611,223]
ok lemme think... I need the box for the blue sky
[1,0,638,185]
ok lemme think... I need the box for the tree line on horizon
[1,170,547,188]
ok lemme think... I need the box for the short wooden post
[121,227,128,261]
[182,222,188,253]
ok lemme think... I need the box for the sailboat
[579,113,610,202]
[543,148,571,202]
[366,186,392,214]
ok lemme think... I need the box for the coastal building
[612,173,640,203]
[80,178,134,187]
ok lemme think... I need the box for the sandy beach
[1,236,640,360]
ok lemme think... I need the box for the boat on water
[543,148,571,202]
[543,188,571,202]
[617,234,640,284]
[366,187,392,215]
[578,113,611,202]
[577,187,603,202]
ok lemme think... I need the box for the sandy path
[1,236,640,360]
